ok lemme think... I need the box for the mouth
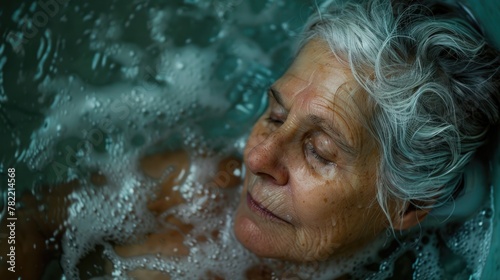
[246,192,291,224]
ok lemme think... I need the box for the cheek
[292,178,338,225]
[293,173,376,229]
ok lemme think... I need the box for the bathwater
[0,0,498,279]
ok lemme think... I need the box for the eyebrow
[268,86,358,158]
[269,86,288,112]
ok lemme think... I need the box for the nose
[245,130,289,186]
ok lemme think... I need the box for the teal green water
[460,0,500,49]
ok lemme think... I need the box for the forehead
[274,39,360,112]
[272,39,372,152]
[285,39,353,93]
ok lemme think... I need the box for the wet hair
[298,0,500,225]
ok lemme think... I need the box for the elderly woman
[1,0,499,279]
[234,0,500,264]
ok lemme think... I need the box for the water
[0,0,498,279]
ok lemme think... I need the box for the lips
[246,192,290,224]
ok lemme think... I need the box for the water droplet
[482,208,493,219]
[175,61,185,69]
[233,168,241,176]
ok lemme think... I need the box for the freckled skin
[233,39,392,262]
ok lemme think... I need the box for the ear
[391,203,431,230]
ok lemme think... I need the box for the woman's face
[234,39,390,261]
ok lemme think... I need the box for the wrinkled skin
[234,39,393,261]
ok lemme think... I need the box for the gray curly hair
[298,0,500,225]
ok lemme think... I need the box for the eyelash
[264,111,335,167]
[306,143,335,166]
[265,116,283,125]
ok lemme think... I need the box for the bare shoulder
[140,149,243,189]
[140,150,191,180]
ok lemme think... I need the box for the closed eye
[265,116,283,125]
[306,142,336,166]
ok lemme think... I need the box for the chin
[233,200,284,259]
